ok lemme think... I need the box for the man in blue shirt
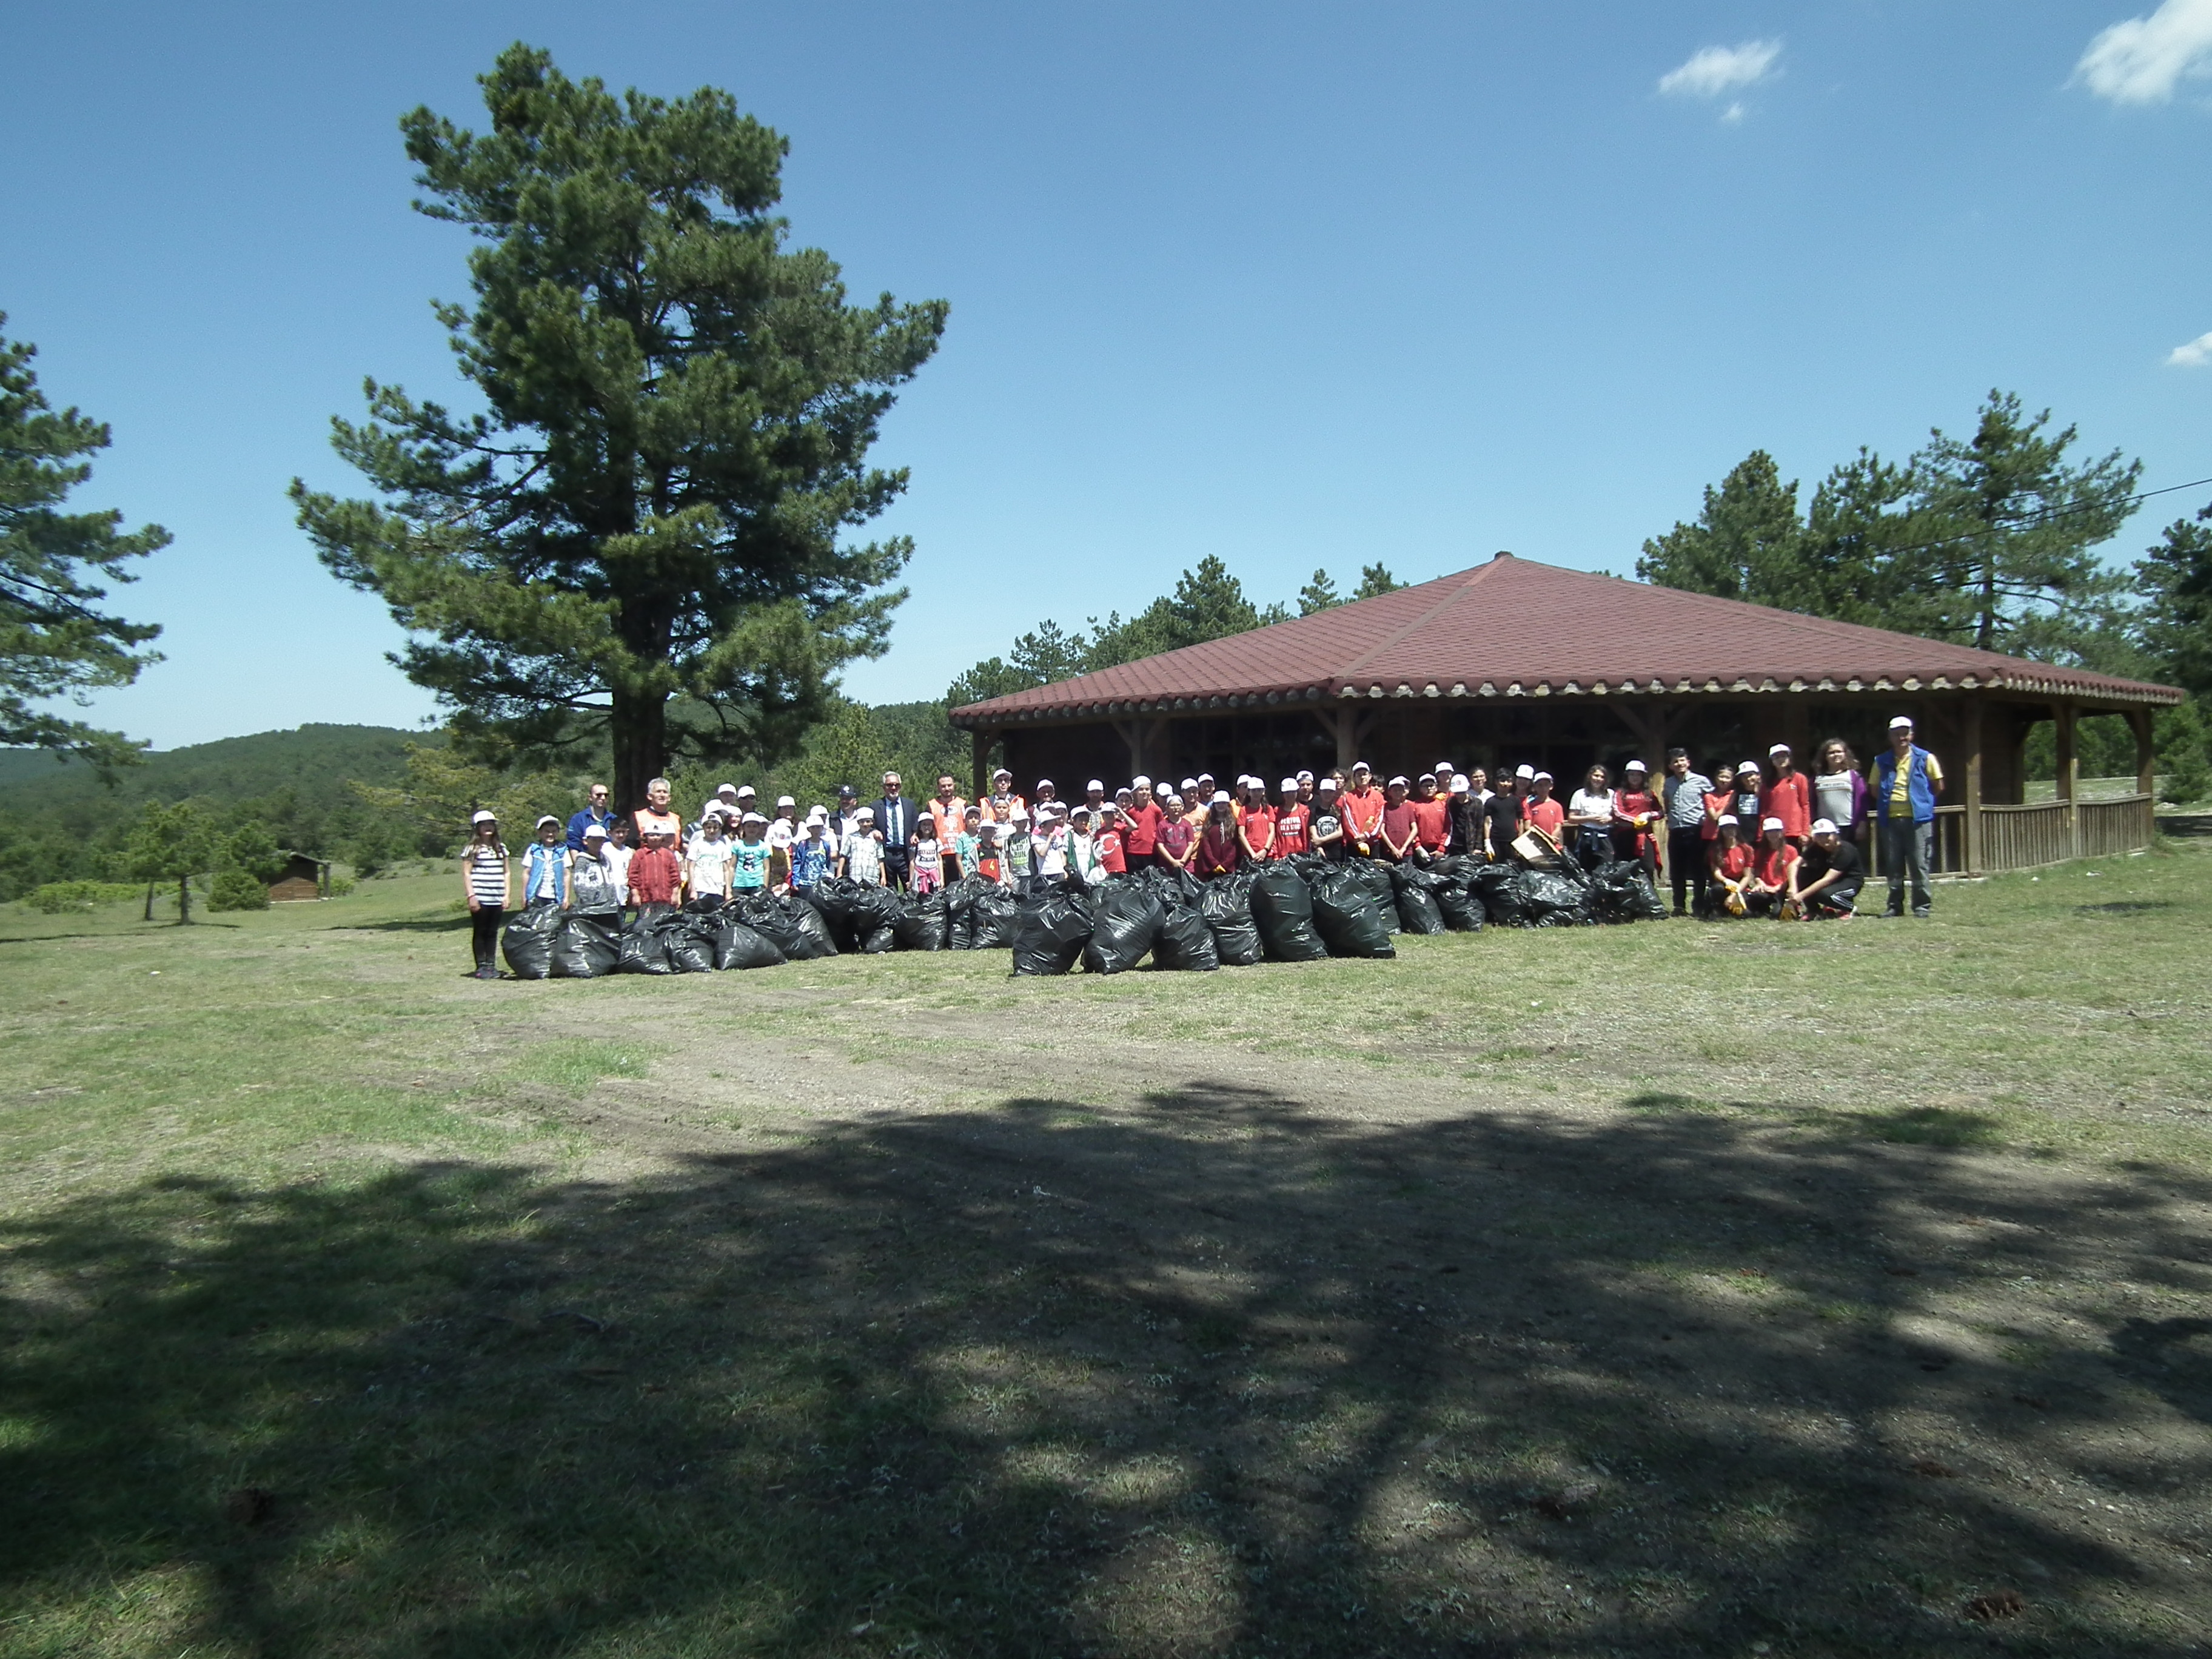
[1868,716,1944,917]
[565,782,614,851]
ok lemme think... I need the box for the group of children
[457,736,1908,976]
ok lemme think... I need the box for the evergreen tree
[1296,569,1340,615]
[292,46,947,808]
[122,800,224,924]
[1635,451,1806,605]
[2134,507,2212,697]
[0,315,167,768]
[1352,563,1404,600]
[1912,391,2140,655]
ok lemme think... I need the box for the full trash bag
[1082,878,1164,975]
[549,912,623,979]
[734,890,838,959]
[1472,863,1530,927]
[663,913,718,974]
[1152,895,1221,971]
[861,923,897,954]
[1307,865,1397,958]
[1520,869,1594,927]
[1389,864,1449,935]
[807,876,905,950]
[1196,870,1263,966]
[1586,859,1668,924]
[1433,878,1486,932]
[500,902,565,979]
[1248,861,1328,962]
[616,910,680,974]
[1012,889,1093,976]
[948,876,1019,950]
[714,919,785,970]
[892,886,951,950]
[1342,859,1402,934]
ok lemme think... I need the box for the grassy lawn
[2,849,2210,1657]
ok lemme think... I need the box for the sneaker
[1912,909,1931,919]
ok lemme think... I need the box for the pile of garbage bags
[498,842,1662,981]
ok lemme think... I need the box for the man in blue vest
[1868,716,1943,917]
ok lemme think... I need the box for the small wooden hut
[268,853,330,902]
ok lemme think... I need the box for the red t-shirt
[1339,787,1386,841]
[1096,830,1126,874]
[1523,797,1566,837]
[1615,789,1658,853]
[1381,801,1421,853]
[1411,797,1451,852]
[1753,844,1798,888]
[1157,819,1193,864]
[1711,842,1753,881]
[1195,824,1241,877]
[1763,772,1812,839]
[1701,789,1732,842]
[1273,803,1310,857]
[1240,803,1278,858]
[1122,801,1162,857]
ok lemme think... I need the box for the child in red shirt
[1094,808,1127,875]
[1746,817,1799,916]
[1272,779,1310,858]
[1410,774,1451,856]
[1521,773,1566,840]
[626,828,682,909]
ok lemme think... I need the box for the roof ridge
[1336,564,1499,680]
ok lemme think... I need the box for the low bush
[23,880,143,914]
[209,869,271,911]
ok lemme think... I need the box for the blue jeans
[1878,819,1932,914]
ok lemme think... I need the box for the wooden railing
[1865,795,2153,876]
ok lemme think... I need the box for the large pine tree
[293,46,947,807]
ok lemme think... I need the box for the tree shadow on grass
[329,913,471,934]
[2,1088,2207,1656]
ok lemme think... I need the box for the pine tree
[1352,563,1404,600]
[292,46,947,808]
[1635,451,1806,604]
[1296,569,1339,615]
[0,315,167,768]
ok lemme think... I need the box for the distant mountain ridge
[0,725,434,816]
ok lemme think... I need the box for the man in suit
[871,771,916,891]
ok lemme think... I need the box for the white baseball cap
[1281,777,1299,792]
[993,766,1012,780]
[1624,759,1648,773]
[736,783,757,796]
[716,782,739,795]
[1296,769,1315,783]
[1034,777,1054,791]
[1738,760,1761,774]
[1212,789,1233,804]
[1086,779,1104,793]
[856,807,874,821]
[777,795,796,807]
[1011,807,1030,822]
[1889,715,1914,729]
[1515,764,1535,781]
[1352,760,1372,773]
[1761,816,1786,833]
[1768,743,1791,757]
[1388,775,1410,786]
[740,812,768,825]
[535,814,561,830]
[1811,817,1838,836]
[471,809,498,825]
[1449,774,1470,793]
[1131,774,1151,789]
[1718,813,1739,827]
[1532,770,1552,783]
[583,823,607,839]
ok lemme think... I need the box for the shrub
[24,880,142,914]
[209,869,271,911]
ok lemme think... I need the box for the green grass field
[3,849,2209,1657]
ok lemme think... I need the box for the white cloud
[1658,40,1782,100]
[2168,330,2212,366]
[2076,0,2212,104]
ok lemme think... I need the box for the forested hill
[0,725,428,817]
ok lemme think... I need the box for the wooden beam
[2054,700,2079,859]
[1961,700,1984,877]
[971,727,993,800]
[2128,706,2156,799]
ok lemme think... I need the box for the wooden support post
[971,727,993,800]
[1313,706,1375,772]
[1961,700,1984,877]
[2054,700,2079,859]
[2129,706,2156,798]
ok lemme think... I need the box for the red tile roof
[949,553,2179,724]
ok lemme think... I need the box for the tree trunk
[609,688,669,815]
[176,874,192,925]
[144,882,155,922]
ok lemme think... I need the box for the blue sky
[6,1,2210,749]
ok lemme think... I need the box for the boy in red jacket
[626,825,682,913]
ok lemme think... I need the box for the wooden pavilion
[948,553,2182,876]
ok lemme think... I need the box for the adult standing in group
[980,767,1024,825]
[1761,743,1813,846]
[1868,716,1943,918]
[632,777,682,845]
[1661,749,1714,917]
[565,783,614,851]
[461,809,510,979]
[927,775,968,887]
[872,772,915,891]
[1811,739,1868,846]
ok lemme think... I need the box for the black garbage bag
[806,876,906,950]
[1584,859,1669,924]
[1390,863,1449,935]
[891,886,951,950]
[1153,897,1221,971]
[1433,879,1487,933]
[500,902,564,979]
[945,875,992,950]
[549,912,623,979]
[1343,859,1402,933]
[1248,862,1328,962]
[663,914,717,974]
[1307,865,1397,958]
[1136,863,1202,908]
[1472,863,1530,927]
[1012,889,1093,976]
[734,889,839,959]
[616,910,680,974]
[1082,879,1164,975]
[1521,869,1595,927]
[1195,870,1263,966]
[946,876,1020,950]
[714,919,785,970]
[1429,854,1484,885]
[861,923,897,954]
